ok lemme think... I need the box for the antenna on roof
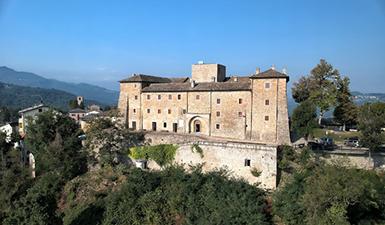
[271,65,275,70]
[282,67,287,75]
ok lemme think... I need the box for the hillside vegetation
[0,82,100,111]
[0,66,118,105]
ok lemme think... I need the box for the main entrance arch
[186,113,210,136]
[193,120,201,133]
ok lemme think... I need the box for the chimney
[198,60,204,65]
[234,76,238,82]
[190,79,195,88]
[255,68,260,74]
[271,65,275,70]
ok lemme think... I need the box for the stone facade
[118,63,291,145]
[144,132,278,189]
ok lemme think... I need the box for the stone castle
[118,62,291,145]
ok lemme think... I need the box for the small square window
[265,116,269,121]
[196,95,200,100]
[216,111,220,117]
[217,98,221,104]
[239,98,243,104]
[244,159,251,167]
[178,94,181,100]
[147,95,150,100]
[168,109,171,114]
[168,94,172,100]
[182,109,187,114]
[135,95,138,100]
[38,108,43,112]
[238,112,243,117]
[133,109,136,114]
[163,122,167,128]
[216,124,220,129]
[147,109,151,113]
[134,84,137,88]
[265,83,270,89]
[158,95,161,100]
[158,109,161,114]
[265,99,270,105]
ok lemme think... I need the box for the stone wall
[144,132,278,189]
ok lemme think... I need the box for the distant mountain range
[0,66,119,105]
[0,82,101,110]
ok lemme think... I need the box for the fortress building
[118,62,291,145]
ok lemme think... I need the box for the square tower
[191,62,226,83]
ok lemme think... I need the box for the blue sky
[0,0,384,92]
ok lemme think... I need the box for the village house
[18,104,49,136]
[68,108,86,122]
[118,62,291,145]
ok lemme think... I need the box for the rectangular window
[216,111,220,117]
[196,95,200,100]
[133,109,136,114]
[265,99,270,105]
[168,109,171,114]
[158,95,161,100]
[168,94,172,100]
[216,124,220,129]
[265,115,269,121]
[244,159,251,167]
[147,109,150,114]
[132,121,136,130]
[38,108,43,112]
[182,109,187,114]
[238,112,243,117]
[265,82,270,89]
[239,98,243,104]
[177,94,181,100]
[135,95,138,100]
[147,95,150,100]
[163,122,167,128]
[217,98,221,104]
[158,109,161,114]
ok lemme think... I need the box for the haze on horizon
[0,0,384,92]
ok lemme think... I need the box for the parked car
[319,137,334,150]
[344,137,360,147]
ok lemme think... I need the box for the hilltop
[0,66,119,105]
[0,82,100,111]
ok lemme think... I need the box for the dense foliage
[84,117,143,167]
[101,167,270,225]
[274,146,385,225]
[0,107,19,124]
[25,110,87,179]
[333,77,358,130]
[129,144,178,167]
[357,102,385,151]
[291,100,318,140]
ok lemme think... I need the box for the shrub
[129,144,178,167]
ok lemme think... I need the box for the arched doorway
[193,120,201,133]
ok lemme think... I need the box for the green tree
[291,100,318,140]
[102,167,270,225]
[85,118,143,167]
[292,59,340,125]
[333,77,358,131]
[4,173,64,225]
[274,163,385,225]
[25,110,87,179]
[357,102,385,151]
[0,139,31,223]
